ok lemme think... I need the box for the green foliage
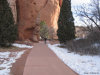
[40,21,48,39]
[0,0,18,47]
[57,0,75,44]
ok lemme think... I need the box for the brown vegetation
[65,31,100,55]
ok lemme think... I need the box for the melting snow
[48,44,100,75]
[0,51,25,75]
[92,43,100,48]
[12,43,33,48]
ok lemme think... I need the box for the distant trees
[76,0,100,32]
[0,0,18,47]
[57,0,75,44]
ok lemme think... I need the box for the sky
[71,0,91,26]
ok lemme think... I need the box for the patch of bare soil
[10,48,31,75]
[15,40,33,46]
[0,46,26,52]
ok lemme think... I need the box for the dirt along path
[11,48,31,75]
[23,42,78,75]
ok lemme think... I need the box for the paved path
[23,42,78,75]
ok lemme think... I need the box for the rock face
[9,0,62,42]
[7,0,17,23]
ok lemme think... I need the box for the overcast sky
[71,0,91,26]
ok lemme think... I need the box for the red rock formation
[59,0,63,7]
[7,0,17,23]
[10,0,63,42]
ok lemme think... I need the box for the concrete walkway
[23,42,78,75]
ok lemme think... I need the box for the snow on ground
[12,43,33,48]
[0,51,25,75]
[48,44,100,75]
[74,38,83,41]
[92,43,100,48]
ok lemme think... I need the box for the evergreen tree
[0,0,18,47]
[57,0,75,44]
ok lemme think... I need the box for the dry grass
[0,46,26,52]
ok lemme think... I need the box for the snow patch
[12,43,33,48]
[74,38,83,41]
[92,43,100,48]
[0,51,25,75]
[48,44,100,75]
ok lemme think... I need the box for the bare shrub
[76,0,100,31]
[40,21,49,39]
[87,31,100,42]
[66,38,100,55]
[48,27,55,40]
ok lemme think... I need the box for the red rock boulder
[17,0,62,42]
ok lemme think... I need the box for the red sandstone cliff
[9,0,62,42]
[8,0,17,23]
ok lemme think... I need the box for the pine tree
[57,0,75,44]
[0,0,18,47]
